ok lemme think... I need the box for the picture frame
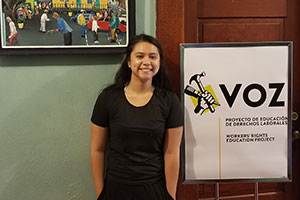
[0,0,135,55]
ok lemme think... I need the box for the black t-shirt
[91,87,183,184]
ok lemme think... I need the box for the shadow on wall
[0,53,125,67]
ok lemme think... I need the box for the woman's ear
[127,60,131,68]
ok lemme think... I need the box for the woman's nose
[142,56,151,64]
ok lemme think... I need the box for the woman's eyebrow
[134,52,159,55]
[134,51,159,55]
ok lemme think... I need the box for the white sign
[181,43,292,182]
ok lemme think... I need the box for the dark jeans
[93,31,98,41]
[97,179,174,200]
[63,32,72,45]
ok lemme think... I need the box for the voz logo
[184,72,221,115]
[219,83,285,108]
[184,72,286,115]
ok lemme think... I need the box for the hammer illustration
[189,72,218,113]
[184,85,202,99]
[184,85,204,113]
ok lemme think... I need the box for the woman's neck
[126,80,154,94]
[124,80,155,107]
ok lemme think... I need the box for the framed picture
[0,0,135,55]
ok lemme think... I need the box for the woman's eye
[136,55,143,58]
[150,56,157,59]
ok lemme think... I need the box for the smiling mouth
[140,68,152,71]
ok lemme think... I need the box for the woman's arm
[164,126,183,199]
[90,123,108,198]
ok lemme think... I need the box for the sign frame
[180,42,292,184]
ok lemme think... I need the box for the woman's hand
[164,126,183,200]
[90,123,108,198]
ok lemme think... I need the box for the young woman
[90,34,183,200]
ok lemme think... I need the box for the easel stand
[214,182,259,200]
[215,183,219,200]
[255,182,259,200]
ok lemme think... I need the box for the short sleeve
[91,90,109,127]
[166,93,183,128]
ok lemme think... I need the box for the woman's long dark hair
[107,34,172,91]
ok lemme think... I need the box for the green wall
[0,1,155,199]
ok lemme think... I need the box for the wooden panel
[198,183,284,199]
[156,0,184,96]
[198,0,287,18]
[177,182,199,200]
[285,0,300,127]
[198,19,284,42]
[184,0,198,42]
[220,183,254,197]
[258,182,285,193]
[199,195,283,200]
[199,184,214,198]
[157,0,300,199]
[219,182,285,198]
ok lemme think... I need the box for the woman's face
[128,42,160,84]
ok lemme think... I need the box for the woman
[6,17,18,46]
[92,15,99,44]
[90,34,183,200]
